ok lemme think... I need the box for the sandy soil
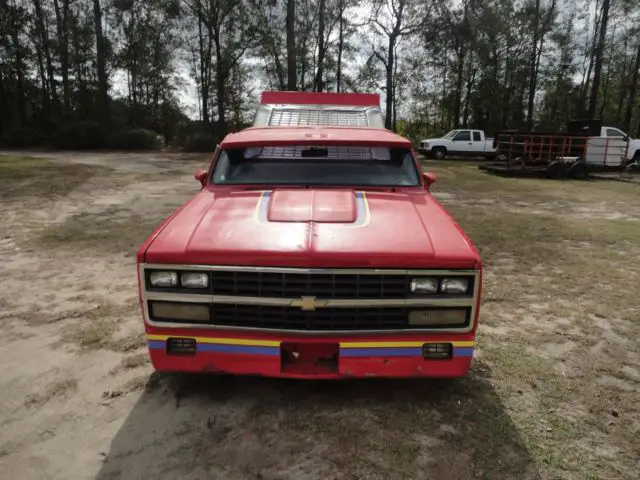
[0,152,638,480]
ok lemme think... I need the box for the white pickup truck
[418,129,498,160]
[596,126,640,161]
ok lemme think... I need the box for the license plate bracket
[280,342,339,375]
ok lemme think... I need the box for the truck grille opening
[166,337,197,355]
[210,305,471,331]
[209,271,410,299]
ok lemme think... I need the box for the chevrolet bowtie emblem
[290,296,328,311]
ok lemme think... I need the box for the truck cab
[600,126,640,161]
[567,120,640,162]
[137,91,483,379]
[419,129,498,160]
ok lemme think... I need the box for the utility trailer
[480,120,639,179]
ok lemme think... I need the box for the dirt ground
[0,152,638,480]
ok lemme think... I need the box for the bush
[52,122,107,150]
[179,133,218,153]
[0,128,49,148]
[108,128,164,150]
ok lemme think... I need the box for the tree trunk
[384,35,396,130]
[10,6,26,127]
[599,46,613,120]
[579,5,601,116]
[616,39,628,122]
[32,0,57,121]
[623,43,640,133]
[314,0,326,92]
[441,57,447,131]
[588,0,610,119]
[53,0,71,116]
[93,0,109,125]
[35,36,49,128]
[526,0,541,129]
[213,23,227,137]
[336,3,344,93]
[286,0,296,90]
[0,70,5,136]
[453,42,465,128]
[462,47,474,128]
[198,16,210,131]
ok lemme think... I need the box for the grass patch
[0,155,98,200]
[105,332,147,353]
[37,209,161,255]
[426,159,640,204]
[61,301,138,351]
[422,162,640,478]
[69,319,118,351]
[110,352,150,375]
[24,378,78,407]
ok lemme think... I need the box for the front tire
[432,147,446,160]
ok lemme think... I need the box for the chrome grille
[268,108,369,127]
[148,304,472,331]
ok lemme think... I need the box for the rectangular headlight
[408,309,467,326]
[181,272,209,289]
[150,302,210,322]
[149,271,178,287]
[441,278,469,294]
[410,278,438,294]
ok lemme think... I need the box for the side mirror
[423,172,436,188]
[194,168,207,187]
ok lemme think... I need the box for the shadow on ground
[96,362,539,480]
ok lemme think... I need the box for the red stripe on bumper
[148,348,473,379]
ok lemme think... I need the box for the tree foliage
[0,0,639,149]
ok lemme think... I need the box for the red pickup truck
[137,91,483,379]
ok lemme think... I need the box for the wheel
[432,147,446,160]
[632,150,640,162]
[568,161,588,179]
[546,161,566,179]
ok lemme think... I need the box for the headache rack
[253,91,385,128]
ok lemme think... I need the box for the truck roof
[220,126,412,149]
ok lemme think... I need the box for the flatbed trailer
[481,120,639,179]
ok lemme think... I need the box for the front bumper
[145,328,476,379]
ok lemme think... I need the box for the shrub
[179,133,218,153]
[0,128,49,148]
[108,128,164,150]
[51,122,107,150]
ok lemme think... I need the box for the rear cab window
[211,145,420,187]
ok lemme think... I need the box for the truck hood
[143,188,480,268]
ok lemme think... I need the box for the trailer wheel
[568,161,588,180]
[546,162,566,179]
[432,147,446,160]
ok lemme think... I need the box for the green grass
[37,208,161,254]
[0,155,97,199]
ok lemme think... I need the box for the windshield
[443,130,458,139]
[211,145,420,186]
